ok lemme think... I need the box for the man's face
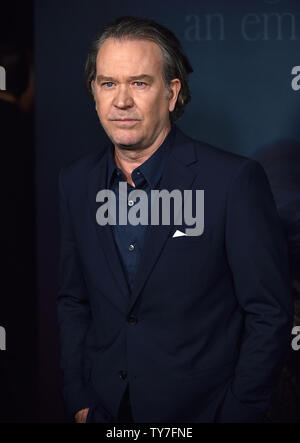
[92,38,180,150]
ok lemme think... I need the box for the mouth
[112,119,140,127]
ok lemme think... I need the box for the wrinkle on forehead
[95,38,164,80]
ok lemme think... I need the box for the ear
[168,79,181,113]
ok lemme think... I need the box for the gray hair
[85,16,193,122]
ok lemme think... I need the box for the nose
[113,84,134,109]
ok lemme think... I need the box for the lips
[112,119,140,126]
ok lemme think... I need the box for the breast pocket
[160,230,211,284]
[165,228,210,251]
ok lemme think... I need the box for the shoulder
[59,142,109,193]
[175,125,265,183]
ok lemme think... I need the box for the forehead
[96,38,164,76]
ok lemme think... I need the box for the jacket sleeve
[217,159,294,422]
[57,169,100,420]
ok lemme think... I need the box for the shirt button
[119,370,127,380]
[129,244,135,251]
[136,171,140,175]
[128,200,134,207]
[127,315,137,325]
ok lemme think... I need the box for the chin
[117,140,141,150]
[112,131,142,149]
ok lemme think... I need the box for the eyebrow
[96,74,155,83]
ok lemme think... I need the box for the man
[57,16,293,423]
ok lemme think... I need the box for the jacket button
[119,370,127,380]
[127,315,137,325]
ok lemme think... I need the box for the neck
[114,125,171,187]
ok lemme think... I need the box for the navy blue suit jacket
[57,125,293,423]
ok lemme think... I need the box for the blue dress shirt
[106,124,176,290]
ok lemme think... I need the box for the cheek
[153,89,169,110]
[95,98,109,118]
[138,92,168,117]
[95,90,108,107]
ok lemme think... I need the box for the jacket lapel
[87,147,130,313]
[128,127,198,312]
[87,127,198,314]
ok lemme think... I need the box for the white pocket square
[172,229,187,238]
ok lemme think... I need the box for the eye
[133,81,146,87]
[102,82,114,88]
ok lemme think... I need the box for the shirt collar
[106,124,176,189]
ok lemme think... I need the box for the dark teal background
[35,0,300,422]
